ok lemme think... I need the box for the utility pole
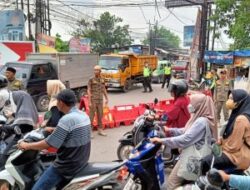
[27,0,32,40]
[47,0,51,35]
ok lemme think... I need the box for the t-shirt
[46,106,91,179]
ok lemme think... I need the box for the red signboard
[0,41,35,65]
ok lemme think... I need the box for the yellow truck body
[99,54,157,91]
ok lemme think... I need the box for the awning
[234,50,250,57]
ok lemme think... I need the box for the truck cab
[0,61,57,111]
[172,60,190,79]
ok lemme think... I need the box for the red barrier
[113,105,139,127]
[79,95,89,112]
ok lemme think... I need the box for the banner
[0,10,25,41]
[36,33,56,48]
[183,25,195,47]
[234,57,250,67]
[69,37,91,53]
[204,51,233,65]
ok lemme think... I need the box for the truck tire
[36,95,50,112]
[122,80,132,92]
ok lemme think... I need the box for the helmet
[169,79,188,97]
[0,75,8,88]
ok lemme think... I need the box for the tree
[211,0,250,50]
[143,25,180,49]
[72,12,133,53]
[55,33,69,52]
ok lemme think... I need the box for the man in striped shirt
[18,89,91,190]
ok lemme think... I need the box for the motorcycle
[117,105,178,168]
[64,128,165,190]
[0,126,165,190]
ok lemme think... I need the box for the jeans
[32,165,63,190]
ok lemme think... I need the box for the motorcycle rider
[165,79,190,129]
[151,93,217,190]
[18,89,91,190]
[201,89,250,175]
[41,80,66,134]
[0,90,38,169]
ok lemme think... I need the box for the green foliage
[143,25,180,49]
[211,0,250,50]
[72,12,133,53]
[55,33,69,52]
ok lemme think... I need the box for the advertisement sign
[36,33,56,48]
[0,41,35,65]
[183,25,195,47]
[69,37,91,53]
[204,51,233,65]
[0,10,25,41]
[234,57,250,67]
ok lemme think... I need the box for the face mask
[226,99,237,110]
[188,104,195,113]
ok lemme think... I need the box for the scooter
[0,126,165,190]
[64,128,165,190]
[117,105,178,168]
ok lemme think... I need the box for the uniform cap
[6,67,16,74]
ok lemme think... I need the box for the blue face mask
[188,104,195,114]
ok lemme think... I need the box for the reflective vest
[164,66,171,75]
[143,67,151,77]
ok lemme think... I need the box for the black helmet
[169,79,188,97]
[0,75,8,88]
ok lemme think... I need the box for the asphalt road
[89,83,171,162]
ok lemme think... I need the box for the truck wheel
[36,95,50,112]
[77,88,87,101]
[122,80,131,92]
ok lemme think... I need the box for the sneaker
[142,91,147,93]
[149,89,153,92]
[98,129,107,136]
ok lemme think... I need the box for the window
[30,65,50,79]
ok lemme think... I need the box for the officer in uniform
[214,70,232,124]
[161,63,172,88]
[88,65,108,137]
[143,62,153,93]
[5,67,24,91]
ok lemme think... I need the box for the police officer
[161,63,172,88]
[88,65,108,137]
[5,67,24,91]
[214,70,232,124]
[143,62,153,93]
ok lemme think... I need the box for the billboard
[36,33,56,48]
[0,10,25,41]
[165,0,214,8]
[69,37,91,53]
[0,41,35,65]
[183,25,195,47]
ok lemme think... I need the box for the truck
[171,60,190,79]
[99,54,157,92]
[0,53,98,112]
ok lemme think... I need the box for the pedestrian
[214,70,232,124]
[18,89,91,190]
[161,61,172,88]
[142,61,153,93]
[5,67,24,91]
[88,65,108,137]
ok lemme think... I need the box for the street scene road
[90,83,170,162]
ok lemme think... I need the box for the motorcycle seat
[75,162,123,177]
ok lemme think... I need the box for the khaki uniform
[88,77,106,129]
[214,79,231,121]
[7,78,24,91]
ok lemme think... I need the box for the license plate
[123,177,135,190]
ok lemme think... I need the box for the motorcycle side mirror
[14,126,22,135]
[145,104,150,109]
[211,144,222,157]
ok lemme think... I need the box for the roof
[7,60,49,66]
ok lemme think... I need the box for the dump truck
[0,53,98,111]
[99,54,157,92]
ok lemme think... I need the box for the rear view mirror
[154,98,158,104]
[22,73,27,79]
[211,144,222,157]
